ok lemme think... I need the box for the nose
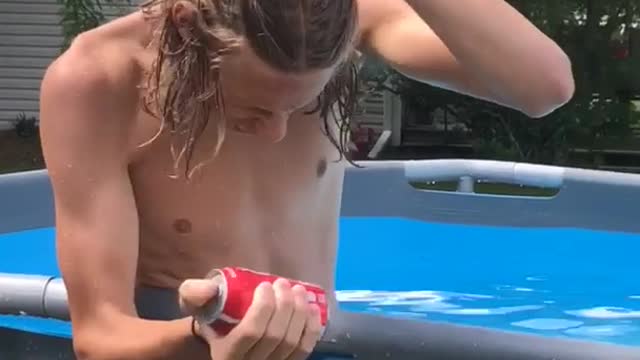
[260,113,289,143]
[232,113,289,142]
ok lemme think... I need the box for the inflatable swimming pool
[1,159,639,359]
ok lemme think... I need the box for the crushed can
[193,267,328,336]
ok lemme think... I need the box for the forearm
[75,317,209,360]
[406,0,573,116]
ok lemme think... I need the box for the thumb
[179,279,219,315]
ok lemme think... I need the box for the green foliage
[55,0,640,167]
[11,113,38,138]
[57,0,132,49]
[361,0,640,165]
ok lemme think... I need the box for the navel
[316,158,328,178]
[173,218,193,234]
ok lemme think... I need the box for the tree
[58,0,132,49]
[361,0,640,166]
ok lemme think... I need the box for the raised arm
[39,45,208,360]
[358,0,575,118]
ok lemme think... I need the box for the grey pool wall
[1,159,640,360]
[343,159,640,233]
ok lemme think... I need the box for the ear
[170,0,199,31]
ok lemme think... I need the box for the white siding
[353,90,385,129]
[0,0,63,126]
[0,0,388,130]
[0,0,134,128]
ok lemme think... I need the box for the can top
[193,269,226,325]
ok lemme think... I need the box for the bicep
[359,0,489,99]
[52,164,139,321]
[39,56,140,329]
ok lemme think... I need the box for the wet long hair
[139,0,360,178]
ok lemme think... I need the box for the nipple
[316,158,328,178]
[173,218,193,234]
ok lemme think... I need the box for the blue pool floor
[1,218,639,347]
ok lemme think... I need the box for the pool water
[336,218,640,347]
[1,218,639,347]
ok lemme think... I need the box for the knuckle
[306,326,322,339]
[295,302,308,315]
[295,333,321,355]
[300,343,314,355]
[284,337,298,349]
[291,285,307,298]
[278,294,295,308]
[255,295,276,312]
[240,325,264,341]
[293,293,307,307]
[300,337,319,355]
[263,328,285,344]
[290,345,313,360]
[300,347,314,358]
[274,278,292,288]
[284,333,300,349]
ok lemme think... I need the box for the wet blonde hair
[139,0,360,178]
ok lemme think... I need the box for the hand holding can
[179,267,327,360]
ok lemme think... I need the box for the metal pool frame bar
[2,159,640,360]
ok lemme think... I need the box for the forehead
[219,41,337,111]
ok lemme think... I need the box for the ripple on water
[565,307,640,320]
[495,284,547,293]
[564,325,640,338]
[512,318,583,331]
[336,290,493,303]
[336,290,640,346]
[337,290,544,316]
[434,305,544,316]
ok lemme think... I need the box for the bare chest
[128,113,345,289]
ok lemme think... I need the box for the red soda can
[194,267,328,336]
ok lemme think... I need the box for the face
[218,41,337,143]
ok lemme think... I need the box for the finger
[227,282,276,357]
[195,318,219,342]
[270,285,310,359]
[245,278,296,360]
[286,304,322,360]
[178,279,219,314]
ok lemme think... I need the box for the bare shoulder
[39,31,143,166]
[41,31,142,123]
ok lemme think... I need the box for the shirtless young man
[38,0,574,359]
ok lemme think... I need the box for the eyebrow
[242,105,301,116]
[228,104,271,116]
[247,106,273,116]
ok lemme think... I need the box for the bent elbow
[523,81,574,118]
[72,332,124,360]
[73,336,102,360]
[523,53,575,118]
